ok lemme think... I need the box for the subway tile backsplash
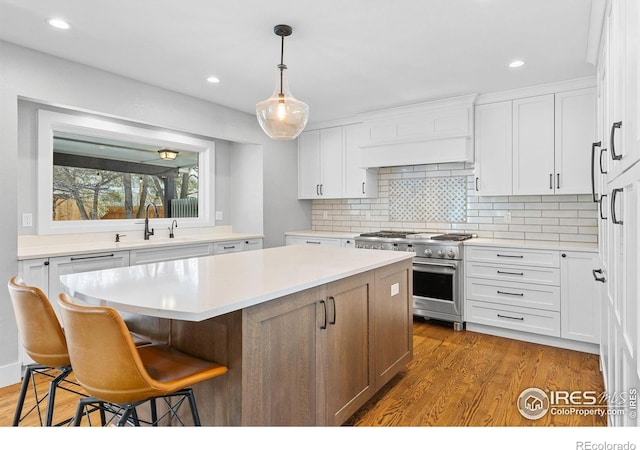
[311,162,598,243]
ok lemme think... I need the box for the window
[37,110,214,234]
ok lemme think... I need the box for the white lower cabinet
[130,243,213,265]
[465,245,600,348]
[560,251,600,344]
[48,251,130,316]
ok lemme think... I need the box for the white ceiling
[0,0,597,125]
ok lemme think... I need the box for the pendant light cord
[278,35,285,96]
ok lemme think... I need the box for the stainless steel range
[355,231,474,331]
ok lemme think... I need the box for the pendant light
[256,24,309,140]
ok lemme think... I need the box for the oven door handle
[413,260,458,271]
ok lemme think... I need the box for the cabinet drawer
[466,262,560,285]
[465,246,559,267]
[213,240,244,254]
[466,278,560,311]
[466,300,560,337]
[131,243,212,265]
[285,236,341,247]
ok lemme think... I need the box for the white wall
[230,143,263,235]
[0,40,311,386]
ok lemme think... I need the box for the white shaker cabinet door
[474,101,513,196]
[512,94,555,195]
[298,130,322,199]
[554,88,597,194]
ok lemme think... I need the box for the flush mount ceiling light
[509,60,525,68]
[256,24,309,141]
[46,18,71,29]
[206,76,220,84]
[158,149,179,160]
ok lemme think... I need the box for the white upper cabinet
[474,101,513,195]
[512,94,556,195]
[475,87,596,196]
[298,124,378,199]
[343,123,378,198]
[298,127,343,199]
[298,130,322,198]
[554,88,597,194]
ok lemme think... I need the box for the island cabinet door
[371,261,413,390]
[317,271,375,426]
[241,286,323,426]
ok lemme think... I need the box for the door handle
[319,300,327,329]
[362,182,365,194]
[599,147,608,174]
[611,188,623,225]
[592,269,606,283]
[328,296,336,325]
[549,173,553,190]
[599,194,607,220]
[475,177,479,192]
[557,173,560,190]
[610,121,622,161]
[591,141,601,202]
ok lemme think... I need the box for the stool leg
[185,389,201,426]
[150,399,158,426]
[45,366,72,426]
[12,365,35,426]
[117,407,134,427]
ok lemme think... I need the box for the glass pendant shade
[256,67,309,141]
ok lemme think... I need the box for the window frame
[37,110,215,235]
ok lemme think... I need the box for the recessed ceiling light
[206,76,220,84]
[509,60,525,68]
[46,18,71,30]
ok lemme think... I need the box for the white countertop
[285,230,360,239]
[18,229,263,259]
[60,245,413,322]
[464,238,598,252]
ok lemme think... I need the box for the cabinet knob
[561,253,566,258]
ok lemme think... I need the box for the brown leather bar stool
[58,293,228,426]
[7,277,80,426]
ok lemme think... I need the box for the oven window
[413,270,453,301]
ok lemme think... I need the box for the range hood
[357,94,477,168]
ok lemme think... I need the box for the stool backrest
[8,277,70,368]
[57,293,162,404]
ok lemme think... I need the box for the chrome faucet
[168,219,178,238]
[144,202,159,240]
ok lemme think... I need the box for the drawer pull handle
[496,270,524,276]
[497,314,524,321]
[223,246,236,249]
[497,290,524,297]
[497,254,524,259]
[70,253,115,261]
[306,240,322,245]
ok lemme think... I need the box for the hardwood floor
[347,319,606,426]
[0,319,606,427]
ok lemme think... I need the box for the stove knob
[437,249,445,258]
[406,247,415,252]
[447,249,456,259]
[391,246,398,251]
[424,248,433,257]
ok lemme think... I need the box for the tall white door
[298,130,322,199]
[319,127,344,198]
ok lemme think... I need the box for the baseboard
[0,361,22,388]
[465,323,600,354]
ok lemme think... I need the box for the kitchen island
[60,245,414,426]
